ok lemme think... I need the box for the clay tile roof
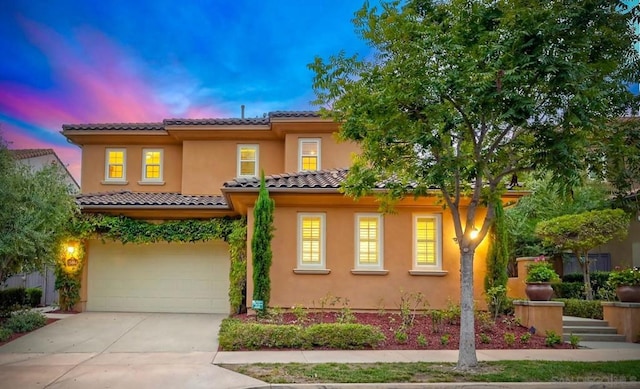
[163,117,269,126]
[9,148,55,160]
[268,111,320,118]
[61,122,164,131]
[224,169,349,189]
[76,191,228,207]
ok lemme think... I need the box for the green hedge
[0,288,27,317]
[25,288,42,307]
[218,318,385,351]
[561,271,610,298]
[552,282,584,299]
[554,298,603,319]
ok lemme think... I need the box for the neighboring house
[62,111,523,314]
[9,148,80,193]
[1,148,80,305]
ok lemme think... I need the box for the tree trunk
[457,249,478,369]
[584,257,593,301]
[578,252,593,300]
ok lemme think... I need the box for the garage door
[87,239,230,313]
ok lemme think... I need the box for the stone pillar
[602,302,640,342]
[514,300,564,337]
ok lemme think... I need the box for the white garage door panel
[87,240,230,313]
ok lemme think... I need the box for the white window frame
[141,148,164,183]
[104,148,127,182]
[354,213,384,270]
[237,144,259,177]
[412,214,443,270]
[298,138,321,171]
[296,213,326,270]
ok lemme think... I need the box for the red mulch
[232,311,570,350]
[0,318,59,347]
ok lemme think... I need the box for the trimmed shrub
[218,319,306,350]
[25,288,43,307]
[217,319,385,351]
[0,327,12,342]
[552,282,584,299]
[555,298,603,319]
[4,310,47,333]
[0,287,27,317]
[305,323,385,349]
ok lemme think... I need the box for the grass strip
[221,360,640,384]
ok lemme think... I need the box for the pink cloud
[0,18,227,188]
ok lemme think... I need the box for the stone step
[563,325,619,334]
[563,333,627,342]
[562,318,609,327]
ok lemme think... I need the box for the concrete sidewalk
[214,344,640,364]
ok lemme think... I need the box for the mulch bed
[234,311,570,350]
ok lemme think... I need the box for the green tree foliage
[505,178,609,259]
[252,172,275,312]
[0,138,78,282]
[588,119,640,212]
[309,0,638,369]
[536,209,629,300]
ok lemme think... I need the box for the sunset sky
[1,1,638,184]
[0,0,376,181]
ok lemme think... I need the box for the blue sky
[0,0,376,179]
[1,0,638,182]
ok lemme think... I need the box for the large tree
[310,0,639,369]
[0,137,78,282]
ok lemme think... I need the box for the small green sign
[252,300,264,310]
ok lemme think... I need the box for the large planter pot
[616,285,640,303]
[525,282,554,301]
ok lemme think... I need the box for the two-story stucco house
[62,111,522,314]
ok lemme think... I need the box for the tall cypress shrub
[251,172,274,312]
[484,201,509,314]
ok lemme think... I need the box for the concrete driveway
[0,312,265,389]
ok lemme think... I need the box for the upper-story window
[298,138,321,171]
[105,148,126,182]
[141,149,163,183]
[237,144,258,177]
[413,214,442,270]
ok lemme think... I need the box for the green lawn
[220,360,640,384]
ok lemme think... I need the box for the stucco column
[514,300,564,337]
[602,301,640,342]
[507,257,538,299]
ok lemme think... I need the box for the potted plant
[607,267,640,303]
[525,256,560,301]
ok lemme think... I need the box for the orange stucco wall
[246,202,490,311]
[283,133,360,172]
[81,144,183,194]
[181,140,285,195]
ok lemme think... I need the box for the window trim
[237,144,259,178]
[104,148,127,183]
[354,213,384,270]
[140,148,164,183]
[296,213,326,270]
[412,213,443,270]
[298,138,321,171]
